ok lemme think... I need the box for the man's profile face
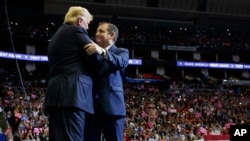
[95,24,111,47]
[79,16,90,30]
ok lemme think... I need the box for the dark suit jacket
[45,24,96,114]
[96,45,129,116]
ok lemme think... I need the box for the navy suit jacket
[96,45,129,116]
[45,24,97,114]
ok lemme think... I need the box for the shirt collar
[105,45,113,51]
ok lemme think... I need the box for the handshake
[84,42,106,57]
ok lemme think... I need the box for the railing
[203,134,230,141]
[167,88,229,95]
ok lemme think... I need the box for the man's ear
[76,18,82,26]
[109,32,115,39]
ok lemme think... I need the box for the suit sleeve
[101,48,129,73]
[73,27,102,77]
[75,26,93,45]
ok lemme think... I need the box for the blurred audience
[1,71,250,141]
[1,19,250,53]
[0,18,250,141]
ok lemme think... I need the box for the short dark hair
[99,22,119,43]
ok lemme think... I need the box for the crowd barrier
[203,134,229,141]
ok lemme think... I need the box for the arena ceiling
[2,0,250,30]
[43,0,250,26]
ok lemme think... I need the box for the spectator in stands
[84,22,129,141]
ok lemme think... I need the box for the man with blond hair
[45,6,106,141]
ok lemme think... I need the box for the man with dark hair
[84,22,129,141]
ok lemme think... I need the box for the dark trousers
[48,107,86,141]
[85,101,125,141]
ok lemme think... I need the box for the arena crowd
[0,19,250,141]
[0,71,250,141]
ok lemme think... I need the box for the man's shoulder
[115,46,129,52]
[61,24,87,33]
[120,47,129,52]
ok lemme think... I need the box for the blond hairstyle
[63,6,93,24]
